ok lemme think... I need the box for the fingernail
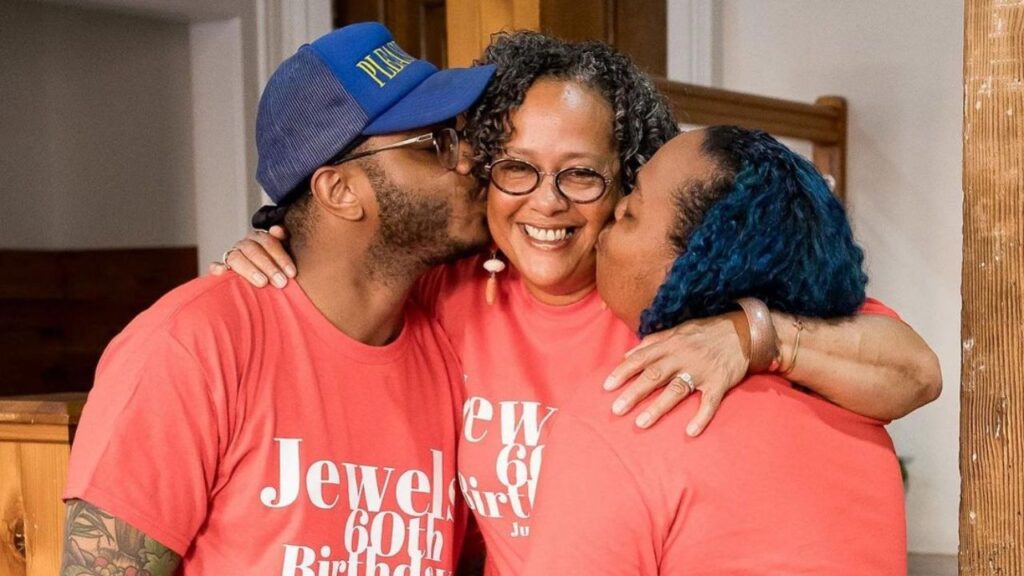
[603,377,617,391]
[687,424,700,436]
[272,273,288,288]
[253,272,267,286]
[285,265,297,278]
[636,413,651,428]
[612,398,627,415]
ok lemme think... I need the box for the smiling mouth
[521,224,578,244]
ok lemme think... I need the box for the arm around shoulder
[775,309,942,421]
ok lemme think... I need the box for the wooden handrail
[653,78,843,143]
[653,78,848,201]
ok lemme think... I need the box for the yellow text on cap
[356,41,417,88]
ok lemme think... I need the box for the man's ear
[310,165,365,222]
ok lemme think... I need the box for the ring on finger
[220,247,239,270]
[673,371,696,394]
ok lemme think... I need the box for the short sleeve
[65,328,222,556]
[520,413,659,576]
[859,297,901,321]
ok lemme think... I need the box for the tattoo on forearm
[61,499,181,576]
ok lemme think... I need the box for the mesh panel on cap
[256,48,370,202]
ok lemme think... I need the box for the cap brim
[362,64,496,135]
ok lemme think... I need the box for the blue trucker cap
[256,22,496,203]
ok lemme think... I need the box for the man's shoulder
[149,273,262,318]
[128,274,266,333]
[103,274,276,367]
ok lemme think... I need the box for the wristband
[736,297,779,373]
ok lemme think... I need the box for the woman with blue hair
[522,126,907,575]
[638,126,868,334]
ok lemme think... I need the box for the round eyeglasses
[485,158,612,204]
[331,127,460,171]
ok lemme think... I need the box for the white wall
[0,0,196,248]
[668,0,963,554]
[1,0,331,266]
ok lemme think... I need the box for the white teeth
[523,224,572,242]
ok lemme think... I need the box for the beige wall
[0,0,196,249]
[667,0,963,554]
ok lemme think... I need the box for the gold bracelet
[780,317,804,375]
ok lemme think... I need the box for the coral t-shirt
[416,256,638,575]
[417,256,905,576]
[520,375,906,575]
[66,275,467,575]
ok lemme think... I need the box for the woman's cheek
[486,188,516,249]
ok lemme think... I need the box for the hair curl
[639,126,868,336]
[464,31,679,190]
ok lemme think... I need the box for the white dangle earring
[483,248,506,305]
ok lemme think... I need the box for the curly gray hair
[464,31,680,190]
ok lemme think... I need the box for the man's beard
[363,161,481,285]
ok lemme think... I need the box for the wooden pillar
[445,0,665,74]
[446,0,540,67]
[960,0,1024,573]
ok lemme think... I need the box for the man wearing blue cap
[62,23,494,576]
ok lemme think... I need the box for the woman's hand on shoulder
[603,311,750,436]
[208,225,295,288]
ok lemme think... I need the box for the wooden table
[0,394,86,576]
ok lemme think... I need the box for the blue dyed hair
[638,126,868,336]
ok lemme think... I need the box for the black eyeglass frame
[330,127,460,171]
[484,157,614,204]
